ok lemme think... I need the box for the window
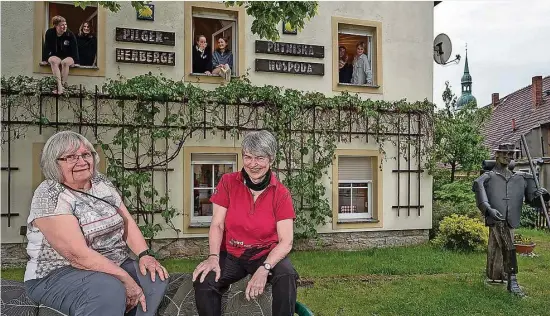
[33,2,106,76]
[332,150,382,229]
[332,17,382,94]
[190,153,237,223]
[338,157,373,220]
[184,2,245,83]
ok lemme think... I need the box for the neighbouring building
[1,1,435,266]
[482,75,550,225]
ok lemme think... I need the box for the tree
[430,81,490,182]
[74,1,318,42]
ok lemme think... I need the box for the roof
[482,76,550,152]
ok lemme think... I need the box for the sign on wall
[116,27,175,46]
[255,40,324,58]
[116,48,175,66]
[137,4,155,21]
[255,59,324,76]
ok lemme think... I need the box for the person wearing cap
[472,143,549,296]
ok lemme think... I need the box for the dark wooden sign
[116,27,175,46]
[116,48,175,66]
[255,59,324,76]
[255,40,324,58]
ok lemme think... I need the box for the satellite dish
[433,33,452,65]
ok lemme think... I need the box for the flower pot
[514,243,536,254]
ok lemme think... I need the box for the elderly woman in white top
[24,131,168,316]
[351,41,373,85]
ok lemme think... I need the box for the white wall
[1,1,433,102]
[1,1,434,242]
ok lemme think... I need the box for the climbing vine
[1,74,434,240]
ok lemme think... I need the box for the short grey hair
[241,130,278,162]
[41,131,100,182]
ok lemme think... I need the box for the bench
[1,273,313,315]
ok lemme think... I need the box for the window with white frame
[45,2,99,68]
[338,156,373,220]
[337,24,376,86]
[191,153,237,223]
[191,8,239,76]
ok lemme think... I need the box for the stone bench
[1,273,312,315]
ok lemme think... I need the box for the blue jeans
[25,258,168,316]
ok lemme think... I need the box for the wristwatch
[138,249,151,259]
[262,262,272,271]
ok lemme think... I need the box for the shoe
[507,274,525,297]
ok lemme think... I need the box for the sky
[433,1,550,108]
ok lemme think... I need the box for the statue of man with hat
[472,143,549,296]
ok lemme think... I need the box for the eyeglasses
[57,152,93,163]
[243,155,269,165]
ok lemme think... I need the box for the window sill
[36,63,104,77]
[337,218,379,224]
[189,222,211,228]
[338,83,380,88]
[40,63,99,70]
[185,73,239,84]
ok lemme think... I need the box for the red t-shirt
[210,171,296,261]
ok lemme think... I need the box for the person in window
[24,131,169,316]
[192,35,212,75]
[351,41,373,86]
[211,37,233,82]
[192,130,299,316]
[76,21,97,67]
[338,46,353,84]
[40,16,80,95]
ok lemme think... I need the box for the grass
[2,228,550,315]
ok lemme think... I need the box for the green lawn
[3,228,550,315]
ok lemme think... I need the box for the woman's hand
[192,256,221,283]
[245,267,269,301]
[139,255,169,282]
[122,276,147,313]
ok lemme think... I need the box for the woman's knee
[48,56,61,64]
[61,57,74,66]
[87,273,126,303]
[193,271,217,289]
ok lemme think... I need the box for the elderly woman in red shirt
[192,130,298,316]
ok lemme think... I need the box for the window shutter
[192,9,237,21]
[338,156,373,181]
[338,24,374,37]
[191,153,237,163]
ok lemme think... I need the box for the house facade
[1,1,434,264]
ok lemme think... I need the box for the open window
[332,17,382,94]
[184,2,245,83]
[33,2,106,76]
[193,11,237,75]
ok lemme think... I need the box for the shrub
[430,200,481,239]
[430,179,481,239]
[433,214,488,252]
[520,204,539,229]
[433,180,476,205]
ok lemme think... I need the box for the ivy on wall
[1,74,434,240]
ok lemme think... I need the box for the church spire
[456,45,477,108]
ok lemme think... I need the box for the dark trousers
[193,252,298,316]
